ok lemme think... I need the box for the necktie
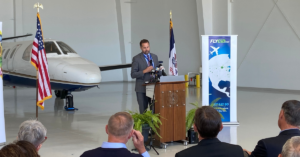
[147,54,151,66]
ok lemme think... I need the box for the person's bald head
[107,112,134,137]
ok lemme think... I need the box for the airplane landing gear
[55,90,78,111]
[54,90,68,99]
[65,93,78,111]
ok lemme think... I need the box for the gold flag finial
[170,10,172,19]
[34,2,43,13]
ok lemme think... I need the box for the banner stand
[0,22,6,145]
[202,35,239,125]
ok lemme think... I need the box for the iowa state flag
[169,18,178,76]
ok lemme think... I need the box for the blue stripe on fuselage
[3,74,97,92]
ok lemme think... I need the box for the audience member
[80,112,149,157]
[17,120,47,151]
[244,100,300,157]
[175,106,244,157]
[279,136,300,157]
[0,143,25,157]
[15,141,40,157]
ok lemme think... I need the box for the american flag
[31,13,52,110]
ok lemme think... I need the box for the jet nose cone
[62,64,101,84]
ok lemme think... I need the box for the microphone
[158,61,167,76]
[161,68,167,76]
[149,60,155,74]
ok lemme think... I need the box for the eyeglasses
[41,136,47,144]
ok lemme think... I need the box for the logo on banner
[210,39,230,43]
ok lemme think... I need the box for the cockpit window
[44,42,61,55]
[1,49,5,59]
[23,44,32,61]
[56,42,77,54]
[4,49,10,59]
[10,44,21,58]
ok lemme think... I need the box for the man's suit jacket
[250,129,300,157]
[131,52,159,93]
[175,138,244,157]
[80,147,142,157]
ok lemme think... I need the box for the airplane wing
[99,63,131,71]
[2,34,32,41]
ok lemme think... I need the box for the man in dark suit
[80,112,149,157]
[175,106,244,157]
[244,100,300,157]
[131,39,159,113]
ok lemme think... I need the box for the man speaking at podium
[131,39,159,114]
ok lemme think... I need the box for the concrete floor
[2,82,300,157]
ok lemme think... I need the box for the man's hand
[132,130,146,154]
[243,149,252,155]
[143,66,153,74]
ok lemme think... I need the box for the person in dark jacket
[131,39,160,113]
[244,100,300,157]
[175,106,244,157]
[80,112,149,157]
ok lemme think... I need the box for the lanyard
[143,53,154,67]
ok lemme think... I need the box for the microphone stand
[146,80,159,155]
[132,67,159,155]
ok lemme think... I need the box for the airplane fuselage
[2,40,101,92]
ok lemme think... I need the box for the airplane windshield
[44,42,61,55]
[56,42,77,54]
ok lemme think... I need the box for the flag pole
[36,72,38,120]
[170,10,172,20]
[34,2,43,120]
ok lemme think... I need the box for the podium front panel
[153,82,186,143]
[156,84,174,143]
[173,83,186,141]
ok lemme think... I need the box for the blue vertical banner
[208,36,231,122]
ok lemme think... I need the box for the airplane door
[7,44,22,71]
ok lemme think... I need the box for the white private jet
[1,34,131,110]
[210,46,219,55]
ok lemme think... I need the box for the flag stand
[36,71,38,120]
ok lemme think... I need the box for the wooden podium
[145,81,186,146]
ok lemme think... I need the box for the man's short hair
[194,106,222,138]
[17,120,47,148]
[282,100,300,126]
[281,136,300,157]
[108,112,134,137]
[140,39,149,47]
